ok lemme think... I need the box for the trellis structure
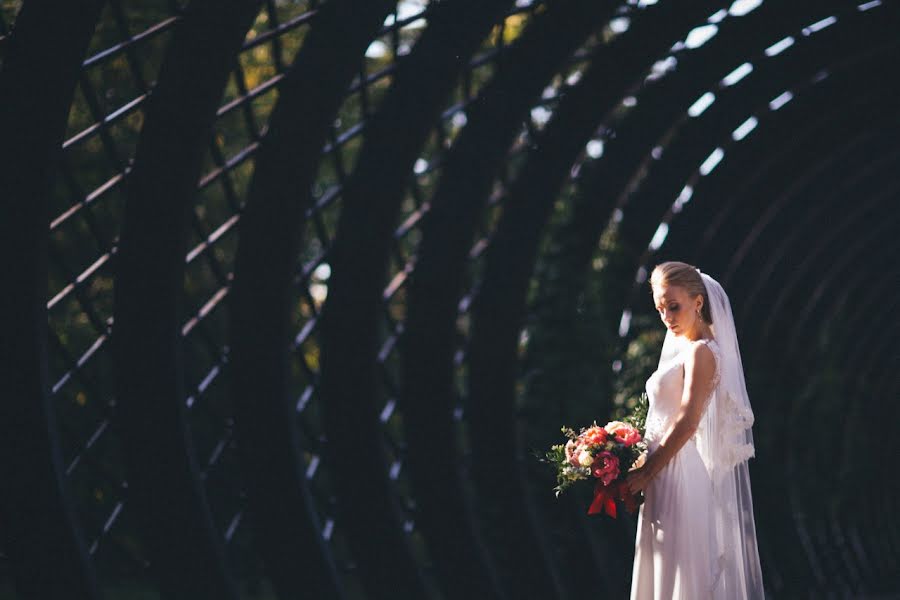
[0,0,897,598]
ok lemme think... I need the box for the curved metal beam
[625,37,898,346]
[545,0,824,311]
[818,247,900,588]
[0,2,105,598]
[229,1,395,597]
[735,107,896,343]
[666,45,900,283]
[614,3,895,270]
[772,224,900,594]
[723,131,890,288]
[630,22,890,338]
[399,1,617,596]
[677,109,897,321]
[112,1,263,597]
[316,1,514,597]
[856,331,900,589]
[729,165,899,592]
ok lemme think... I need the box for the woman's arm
[626,342,717,494]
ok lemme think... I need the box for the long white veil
[657,270,765,597]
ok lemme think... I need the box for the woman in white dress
[626,261,765,599]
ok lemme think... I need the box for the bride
[625,261,765,599]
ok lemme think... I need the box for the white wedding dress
[630,338,721,599]
[630,271,764,599]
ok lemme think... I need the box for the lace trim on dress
[690,338,721,443]
[719,389,756,466]
[696,338,721,410]
[643,412,667,445]
[698,338,756,468]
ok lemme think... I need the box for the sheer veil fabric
[652,270,765,597]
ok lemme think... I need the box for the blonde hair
[650,261,713,324]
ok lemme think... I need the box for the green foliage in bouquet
[622,392,649,436]
[540,426,588,497]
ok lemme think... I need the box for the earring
[696,307,703,321]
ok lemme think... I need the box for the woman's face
[652,284,701,337]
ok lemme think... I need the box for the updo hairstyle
[649,261,713,324]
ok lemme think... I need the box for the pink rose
[591,451,620,486]
[581,425,608,446]
[605,421,642,447]
[565,439,580,467]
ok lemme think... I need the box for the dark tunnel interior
[0,0,897,598]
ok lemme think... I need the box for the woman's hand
[626,458,657,494]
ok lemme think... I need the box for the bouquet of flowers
[541,394,649,518]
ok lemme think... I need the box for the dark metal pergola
[0,0,897,598]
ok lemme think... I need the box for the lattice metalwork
[0,0,897,598]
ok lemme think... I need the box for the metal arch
[876,366,900,587]
[827,239,900,481]
[111,1,264,597]
[671,95,898,331]
[731,183,900,592]
[765,182,900,465]
[675,107,896,313]
[814,216,900,380]
[675,88,900,291]
[808,225,900,412]
[0,1,105,598]
[814,247,900,588]
[683,138,900,371]
[760,206,900,592]
[784,171,900,355]
[828,243,900,424]
[684,121,889,283]
[228,1,395,598]
[864,487,900,594]
[611,1,896,277]
[316,1,515,598]
[853,327,900,591]
[721,131,891,287]
[746,114,897,343]
[462,2,725,598]
[661,39,900,285]
[647,61,896,305]
[3,2,898,598]
[869,327,900,496]
[399,2,617,597]
[636,39,889,330]
[833,351,900,592]
[523,1,823,428]
[704,144,900,432]
[547,0,824,309]
[768,171,900,364]
[759,224,900,594]
[760,145,900,356]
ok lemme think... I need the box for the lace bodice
[643,338,721,449]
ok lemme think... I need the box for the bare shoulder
[684,341,716,380]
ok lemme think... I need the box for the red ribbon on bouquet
[588,480,639,518]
